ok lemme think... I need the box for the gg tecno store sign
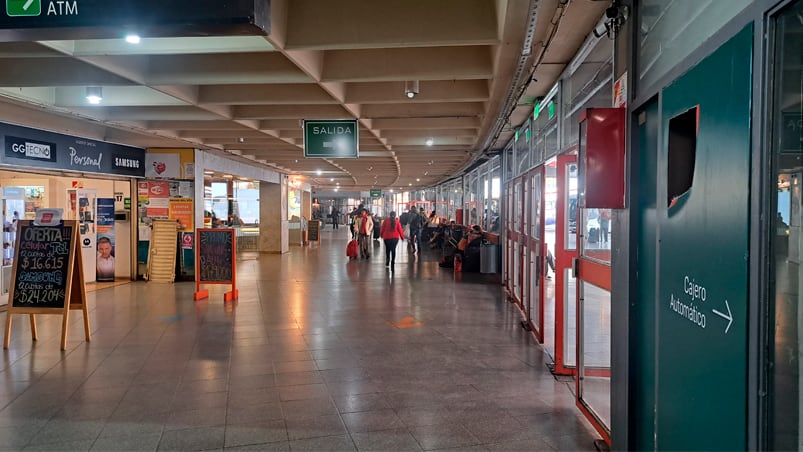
[6,136,56,162]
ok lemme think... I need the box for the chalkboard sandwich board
[4,220,91,350]
[308,220,321,243]
[194,228,238,301]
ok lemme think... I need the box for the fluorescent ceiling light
[85,86,102,104]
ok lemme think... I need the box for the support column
[259,178,288,254]
[302,190,311,222]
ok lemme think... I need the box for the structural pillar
[259,178,288,254]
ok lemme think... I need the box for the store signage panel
[0,0,270,41]
[0,123,145,177]
[4,135,57,162]
[303,120,359,159]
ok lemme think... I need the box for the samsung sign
[5,136,56,162]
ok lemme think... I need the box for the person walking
[353,209,373,259]
[380,211,405,271]
[331,208,340,230]
[407,206,425,254]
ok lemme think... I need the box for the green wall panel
[656,24,753,450]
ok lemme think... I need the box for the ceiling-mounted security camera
[404,80,420,99]
[593,0,629,40]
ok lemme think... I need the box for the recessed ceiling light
[316,170,322,175]
[85,86,102,104]
[408,183,412,186]
[416,178,420,182]
[125,34,141,44]
[238,137,245,143]
[329,178,334,181]
[425,138,434,146]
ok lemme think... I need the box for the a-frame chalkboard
[194,228,238,302]
[3,220,90,350]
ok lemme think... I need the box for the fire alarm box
[579,108,625,208]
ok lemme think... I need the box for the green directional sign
[7,0,41,16]
[303,120,359,159]
[369,189,381,198]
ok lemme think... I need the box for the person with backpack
[380,211,405,271]
[408,206,425,254]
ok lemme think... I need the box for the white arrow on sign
[23,0,35,11]
[712,300,733,334]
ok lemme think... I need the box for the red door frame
[506,178,525,308]
[553,151,578,376]
[504,180,516,299]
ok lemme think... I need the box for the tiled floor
[0,228,599,451]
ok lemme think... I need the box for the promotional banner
[146,182,169,217]
[169,198,194,231]
[76,189,97,283]
[96,198,115,282]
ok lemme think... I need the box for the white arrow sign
[712,300,733,334]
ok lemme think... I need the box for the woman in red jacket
[380,211,405,271]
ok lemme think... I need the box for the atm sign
[6,0,41,16]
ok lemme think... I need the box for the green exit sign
[304,120,359,159]
[7,0,41,16]
[370,189,382,198]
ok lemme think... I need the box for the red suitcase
[346,240,359,259]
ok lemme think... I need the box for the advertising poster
[77,189,97,283]
[145,153,181,178]
[146,182,169,217]
[169,198,194,231]
[96,198,116,282]
[181,232,194,250]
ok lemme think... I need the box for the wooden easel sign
[3,220,91,351]
[194,228,238,302]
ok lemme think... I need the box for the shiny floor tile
[0,231,598,450]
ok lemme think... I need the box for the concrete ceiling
[0,0,608,191]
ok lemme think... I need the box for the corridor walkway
[0,229,598,451]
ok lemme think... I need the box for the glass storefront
[0,169,135,307]
[770,1,803,449]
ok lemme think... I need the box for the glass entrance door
[526,166,544,341]
[576,127,612,443]
[769,1,803,449]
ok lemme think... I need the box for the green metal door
[655,24,753,450]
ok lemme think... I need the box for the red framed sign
[194,228,238,301]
